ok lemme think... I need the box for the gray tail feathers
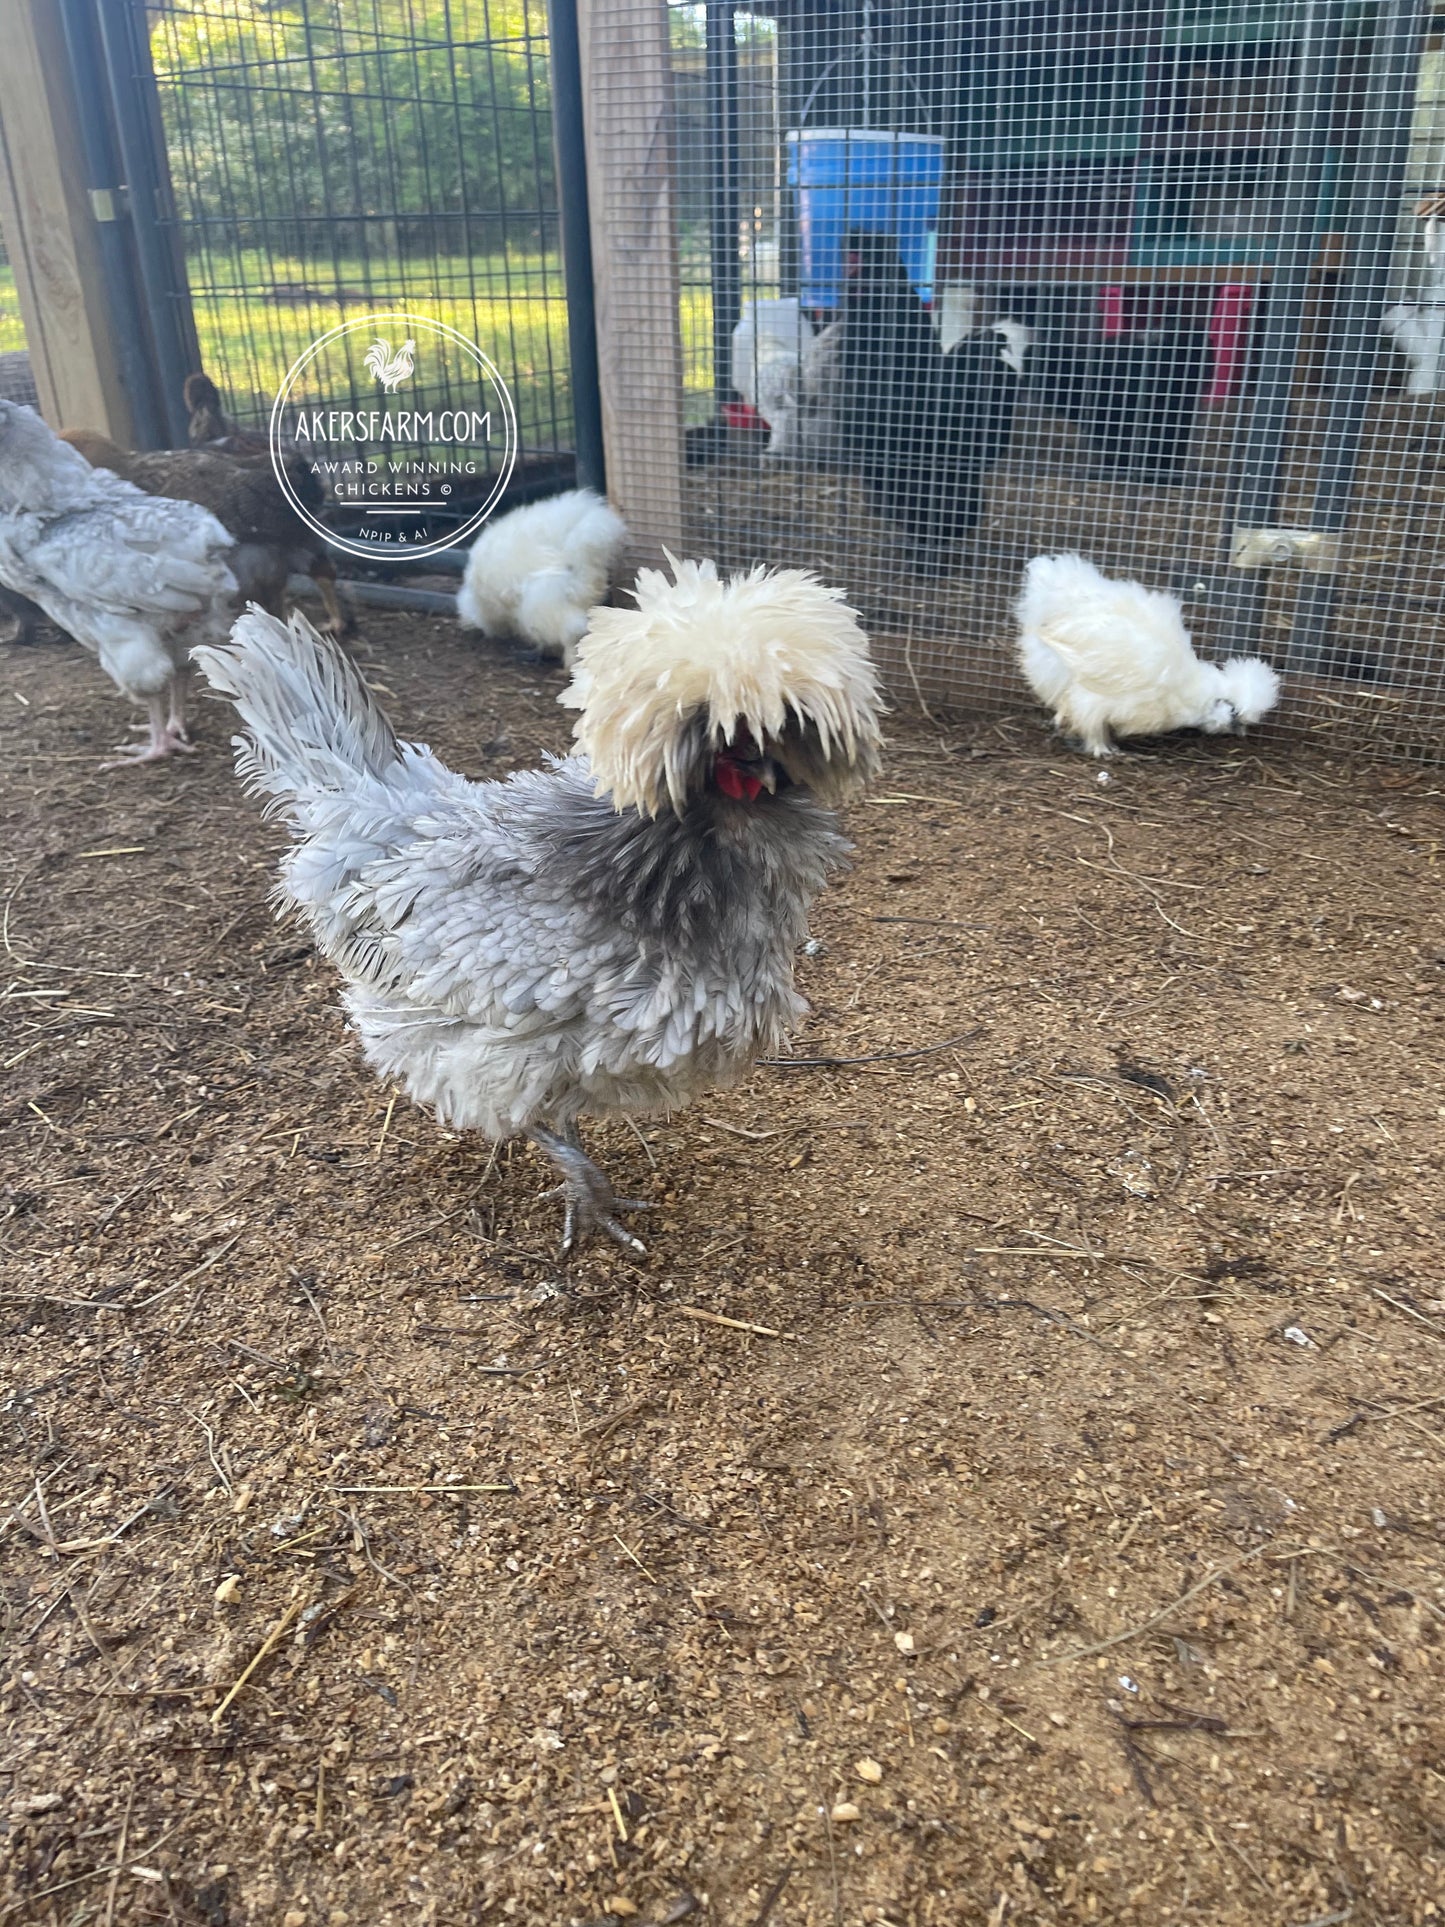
[192,604,400,821]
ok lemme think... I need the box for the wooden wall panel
[0,0,135,439]
[576,0,685,563]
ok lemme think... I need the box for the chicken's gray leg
[529,1124,650,1256]
[164,663,192,746]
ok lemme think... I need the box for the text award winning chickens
[269,311,517,561]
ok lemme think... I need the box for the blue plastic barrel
[787,129,943,310]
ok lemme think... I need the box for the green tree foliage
[151,0,556,257]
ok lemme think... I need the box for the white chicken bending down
[1014,553,1280,756]
[730,299,810,430]
[1382,191,1445,395]
[0,401,236,763]
[457,488,627,665]
[763,321,844,467]
[196,558,882,1254]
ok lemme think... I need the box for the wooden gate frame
[0,0,135,437]
[575,0,686,562]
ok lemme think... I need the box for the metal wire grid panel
[0,228,39,406]
[145,0,572,486]
[662,0,1445,760]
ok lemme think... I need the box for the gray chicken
[0,401,235,763]
[194,557,883,1252]
[62,429,355,642]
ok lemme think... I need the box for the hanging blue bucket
[787,129,943,310]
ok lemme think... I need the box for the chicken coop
[3,0,1445,755]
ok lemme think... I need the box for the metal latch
[1230,526,1342,573]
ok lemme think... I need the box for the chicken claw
[101,733,196,766]
[529,1125,651,1256]
[101,696,198,767]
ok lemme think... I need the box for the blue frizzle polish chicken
[193,555,883,1253]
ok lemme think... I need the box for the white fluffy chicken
[0,401,236,762]
[195,557,882,1253]
[456,487,627,666]
[1015,553,1280,755]
[1382,192,1445,396]
[763,321,844,467]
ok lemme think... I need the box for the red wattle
[715,757,762,802]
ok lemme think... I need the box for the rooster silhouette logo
[363,337,415,392]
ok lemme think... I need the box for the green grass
[185,249,719,434]
[184,248,577,448]
[0,261,26,354]
[0,245,722,435]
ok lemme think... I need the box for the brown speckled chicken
[62,429,354,641]
[183,370,279,458]
[184,370,244,448]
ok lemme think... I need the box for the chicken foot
[102,682,198,767]
[529,1124,651,1257]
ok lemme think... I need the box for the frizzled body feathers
[196,568,878,1166]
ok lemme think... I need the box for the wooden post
[575,0,685,562]
[0,0,136,439]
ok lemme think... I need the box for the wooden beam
[576,0,685,562]
[0,0,136,439]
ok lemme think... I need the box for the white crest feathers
[562,553,882,816]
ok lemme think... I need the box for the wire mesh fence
[665,0,1445,761]
[143,0,574,535]
[10,0,1443,752]
[0,229,38,407]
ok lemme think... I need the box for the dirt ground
[2,605,1443,1927]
